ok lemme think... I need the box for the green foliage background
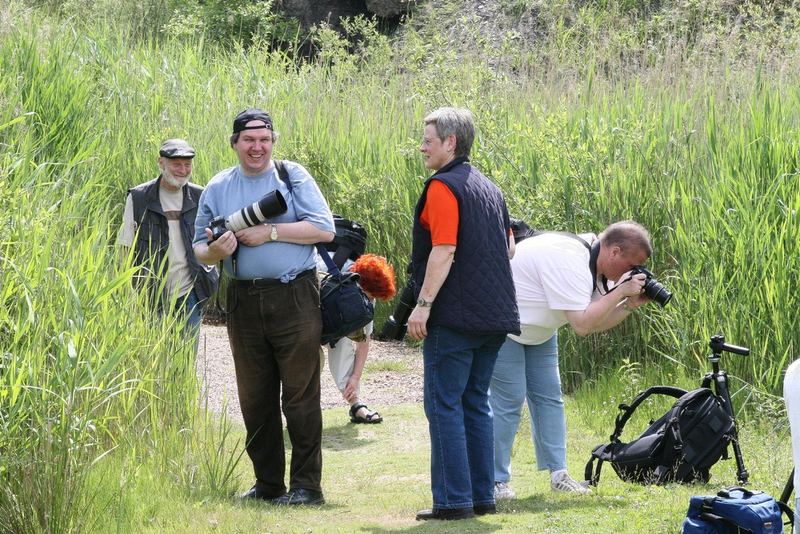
[2,0,800,530]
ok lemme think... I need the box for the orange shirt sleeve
[419,180,459,246]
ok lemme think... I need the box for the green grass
[87,401,791,533]
[365,360,412,373]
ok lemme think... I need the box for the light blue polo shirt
[194,160,335,281]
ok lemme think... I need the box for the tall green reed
[0,18,207,531]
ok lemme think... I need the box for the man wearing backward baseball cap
[118,138,218,331]
[194,109,335,505]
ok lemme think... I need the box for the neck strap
[589,240,609,294]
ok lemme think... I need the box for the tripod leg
[715,373,749,484]
[781,467,795,505]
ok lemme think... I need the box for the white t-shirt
[118,187,193,300]
[509,232,598,345]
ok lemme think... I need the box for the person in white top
[490,220,655,499]
[317,253,397,424]
[784,360,800,533]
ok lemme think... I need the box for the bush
[163,0,299,49]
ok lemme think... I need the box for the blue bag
[682,486,792,534]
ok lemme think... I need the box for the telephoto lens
[375,281,416,341]
[225,190,287,232]
[207,190,287,241]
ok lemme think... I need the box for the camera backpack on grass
[682,486,794,534]
[585,386,736,486]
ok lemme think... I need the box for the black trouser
[227,272,323,495]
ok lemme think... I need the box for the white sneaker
[493,481,516,500]
[550,471,591,494]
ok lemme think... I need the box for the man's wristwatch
[269,224,278,241]
[417,297,433,308]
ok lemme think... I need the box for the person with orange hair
[319,252,397,423]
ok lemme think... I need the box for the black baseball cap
[233,108,274,134]
[159,138,195,158]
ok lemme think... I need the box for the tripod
[700,334,750,485]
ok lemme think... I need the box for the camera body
[208,216,229,242]
[629,266,672,308]
[510,218,536,244]
[207,189,287,242]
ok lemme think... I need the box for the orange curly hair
[350,254,397,301]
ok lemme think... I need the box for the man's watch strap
[269,224,278,241]
[417,297,434,308]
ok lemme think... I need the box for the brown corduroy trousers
[226,273,323,495]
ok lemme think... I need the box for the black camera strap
[274,159,292,193]
[275,159,344,272]
[316,241,342,276]
[589,240,609,294]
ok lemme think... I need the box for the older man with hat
[193,109,335,505]
[118,138,218,331]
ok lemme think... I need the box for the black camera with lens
[374,264,416,341]
[629,266,672,308]
[375,279,416,341]
[207,190,287,242]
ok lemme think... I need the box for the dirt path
[195,324,424,422]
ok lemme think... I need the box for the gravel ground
[195,324,424,422]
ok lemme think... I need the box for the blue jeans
[489,334,565,483]
[179,289,203,334]
[423,325,506,510]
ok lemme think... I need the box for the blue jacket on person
[410,157,520,336]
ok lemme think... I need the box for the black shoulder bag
[273,161,374,347]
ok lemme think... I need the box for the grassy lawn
[117,399,792,534]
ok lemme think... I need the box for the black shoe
[416,507,475,521]
[240,486,284,501]
[271,488,325,506]
[472,504,497,515]
[473,503,497,516]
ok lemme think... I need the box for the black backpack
[585,386,736,486]
[273,161,366,268]
[317,247,374,347]
[324,215,367,269]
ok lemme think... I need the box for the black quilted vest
[411,158,520,335]
[128,177,218,303]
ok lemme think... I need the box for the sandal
[349,402,383,424]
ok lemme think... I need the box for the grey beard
[162,172,189,189]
